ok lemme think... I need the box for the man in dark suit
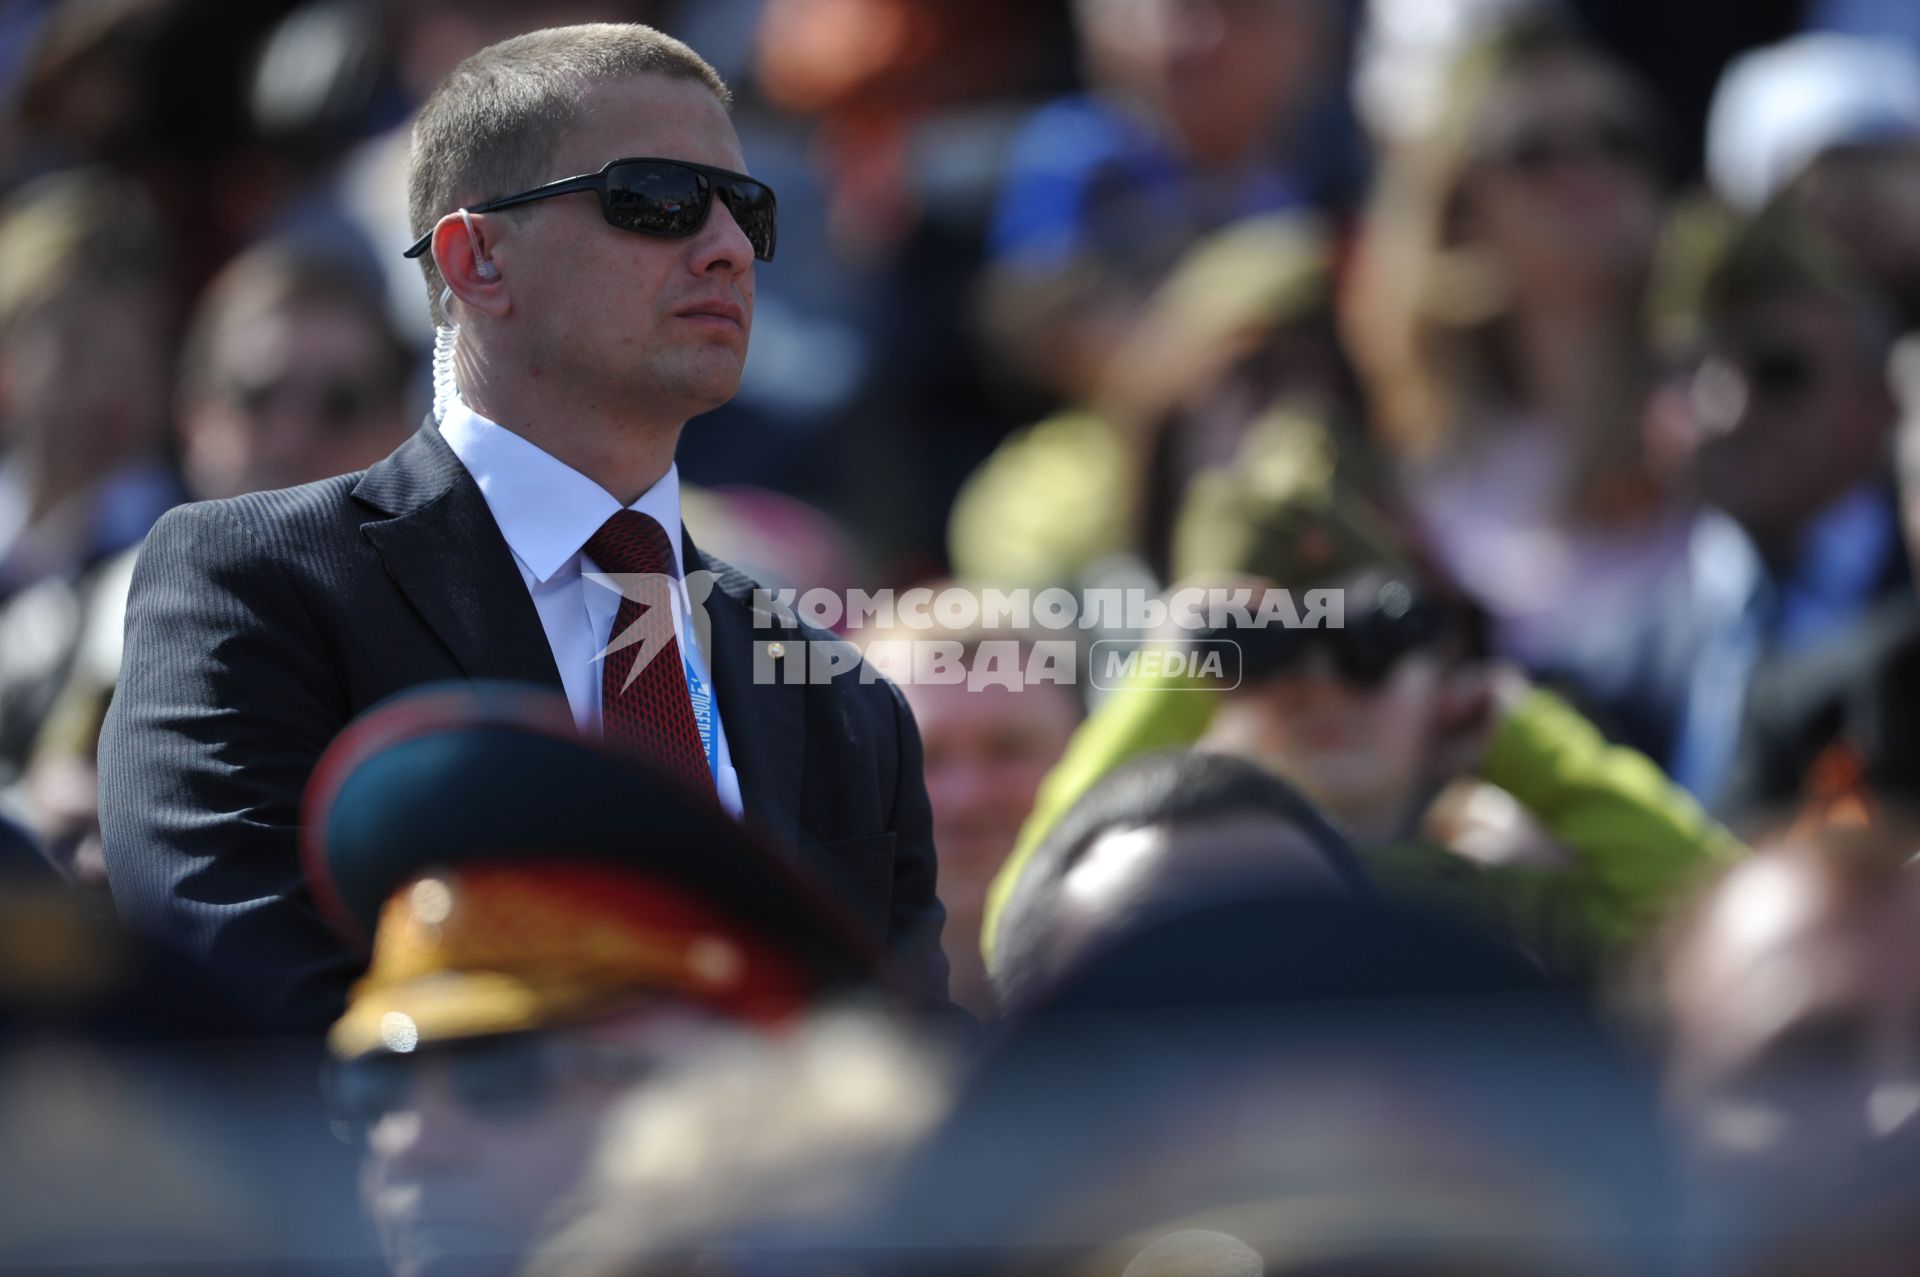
[99,23,948,1031]
[1720,335,1920,822]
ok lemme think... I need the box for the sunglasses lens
[320,380,377,427]
[1233,625,1308,683]
[604,163,778,261]
[1496,120,1649,175]
[449,1037,553,1121]
[327,1053,412,1124]
[1504,135,1556,174]
[715,179,778,262]
[1330,587,1441,687]
[1597,119,1650,165]
[605,162,710,237]
[1332,628,1403,687]
[325,1039,558,1127]
[1747,347,1815,398]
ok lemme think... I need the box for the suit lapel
[690,535,807,851]
[353,422,564,692]
[353,429,801,835]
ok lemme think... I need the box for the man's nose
[930,758,994,813]
[691,198,755,277]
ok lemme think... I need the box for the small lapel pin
[766,641,786,660]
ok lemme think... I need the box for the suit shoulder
[195,471,369,532]
[131,476,378,613]
[143,474,369,560]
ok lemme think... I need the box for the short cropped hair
[994,750,1368,1012]
[406,22,731,324]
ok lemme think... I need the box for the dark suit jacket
[99,423,949,1030]
[1722,595,1920,819]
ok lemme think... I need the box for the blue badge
[682,648,719,781]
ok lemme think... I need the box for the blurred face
[357,1006,717,1277]
[1458,56,1662,296]
[908,678,1081,919]
[0,281,168,477]
[1674,296,1892,545]
[182,301,409,499]
[907,674,1079,1015]
[1206,650,1443,842]
[1665,855,1920,1225]
[1077,0,1325,166]
[481,73,756,425]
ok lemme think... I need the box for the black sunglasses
[230,371,393,430]
[1211,582,1448,688]
[1733,343,1820,400]
[323,1033,659,1138]
[403,156,777,263]
[1488,118,1654,177]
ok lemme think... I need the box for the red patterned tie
[583,510,715,798]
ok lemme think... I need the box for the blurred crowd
[6,0,1920,1273]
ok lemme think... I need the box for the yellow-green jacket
[981,670,1743,975]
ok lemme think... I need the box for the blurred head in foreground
[526,1005,959,1277]
[992,749,1367,1013]
[175,241,413,501]
[0,872,364,1274]
[886,884,1671,1277]
[1657,817,1920,1255]
[304,682,876,1277]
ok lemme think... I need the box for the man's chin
[1278,764,1391,820]
[388,1223,526,1277]
[670,370,747,422]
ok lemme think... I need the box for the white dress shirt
[439,396,743,816]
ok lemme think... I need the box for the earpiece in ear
[459,208,500,280]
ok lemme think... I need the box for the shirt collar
[438,392,684,584]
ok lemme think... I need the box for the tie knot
[585,509,678,578]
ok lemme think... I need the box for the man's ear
[432,210,509,318]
